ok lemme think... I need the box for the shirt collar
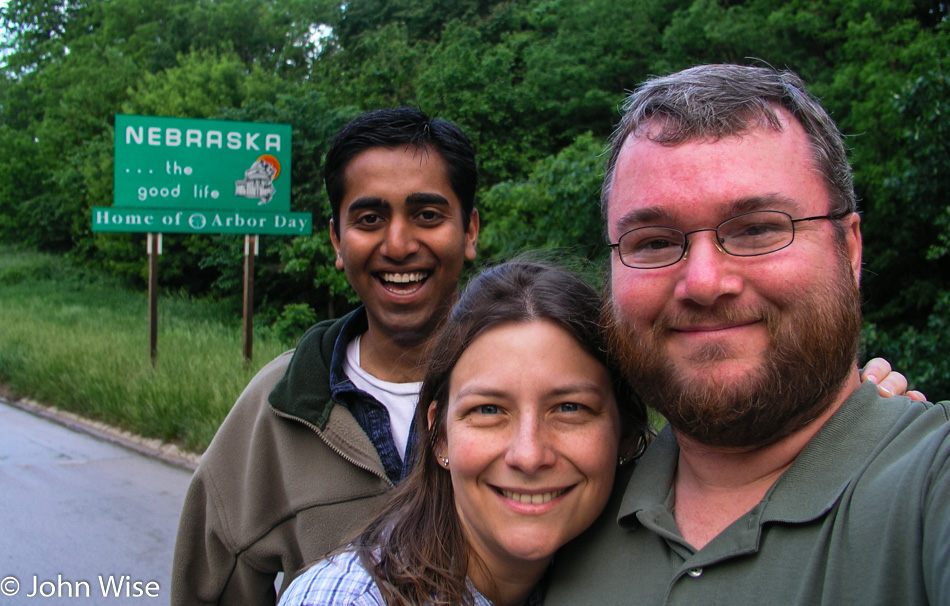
[329,306,368,394]
[620,381,895,527]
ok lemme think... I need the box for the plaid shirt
[279,548,544,605]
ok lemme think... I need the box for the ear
[843,212,862,284]
[464,208,479,262]
[427,401,447,456]
[329,219,344,271]
[617,429,643,464]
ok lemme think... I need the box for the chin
[673,357,762,385]
[503,542,559,563]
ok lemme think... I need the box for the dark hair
[353,260,650,605]
[602,64,856,224]
[324,107,478,236]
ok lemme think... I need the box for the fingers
[873,372,910,398]
[861,357,907,398]
[860,357,892,386]
[861,357,927,400]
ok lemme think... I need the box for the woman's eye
[558,402,581,413]
[476,404,500,415]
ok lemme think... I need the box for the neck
[468,555,547,606]
[358,327,430,383]
[672,369,862,550]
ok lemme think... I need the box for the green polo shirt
[546,381,950,605]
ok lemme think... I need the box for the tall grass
[0,247,292,453]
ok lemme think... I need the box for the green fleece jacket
[171,312,394,606]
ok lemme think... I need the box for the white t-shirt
[343,336,421,461]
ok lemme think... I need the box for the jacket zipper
[270,407,394,487]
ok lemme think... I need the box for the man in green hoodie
[171,108,479,605]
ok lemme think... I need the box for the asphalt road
[0,400,195,604]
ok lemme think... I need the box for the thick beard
[605,249,863,450]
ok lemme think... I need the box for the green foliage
[0,0,87,76]
[0,247,288,453]
[332,0,497,46]
[1,0,948,398]
[124,48,256,118]
[480,132,607,262]
[272,302,317,347]
[886,68,950,262]
[317,21,427,109]
[864,292,950,397]
[859,58,950,327]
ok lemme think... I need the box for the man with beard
[545,64,949,605]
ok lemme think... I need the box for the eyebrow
[726,194,801,216]
[613,194,803,233]
[345,196,388,215]
[406,192,451,207]
[344,192,452,216]
[453,381,606,402]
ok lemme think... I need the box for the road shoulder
[0,386,199,472]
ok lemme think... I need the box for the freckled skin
[436,321,621,586]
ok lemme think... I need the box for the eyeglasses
[608,210,848,269]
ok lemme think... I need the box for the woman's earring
[439,454,450,468]
[618,455,630,467]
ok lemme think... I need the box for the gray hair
[602,64,856,222]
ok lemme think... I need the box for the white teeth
[380,272,426,284]
[501,489,565,504]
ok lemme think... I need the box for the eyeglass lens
[618,211,796,268]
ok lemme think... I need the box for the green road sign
[114,115,292,212]
[91,207,313,235]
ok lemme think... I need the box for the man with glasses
[546,64,949,604]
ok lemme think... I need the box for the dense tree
[1,0,947,392]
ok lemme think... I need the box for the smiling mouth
[498,488,570,504]
[674,322,756,333]
[377,271,429,294]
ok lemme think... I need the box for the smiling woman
[278,260,651,606]
[441,320,622,596]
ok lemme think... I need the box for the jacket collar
[268,308,365,430]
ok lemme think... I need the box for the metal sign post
[242,235,259,362]
[147,233,162,365]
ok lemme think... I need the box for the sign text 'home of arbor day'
[91,207,312,235]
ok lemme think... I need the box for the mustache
[652,304,780,336]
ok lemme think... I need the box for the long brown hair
[353,260,650,605]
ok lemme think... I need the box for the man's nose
[674,231,743,306]
[380,217,420,260]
